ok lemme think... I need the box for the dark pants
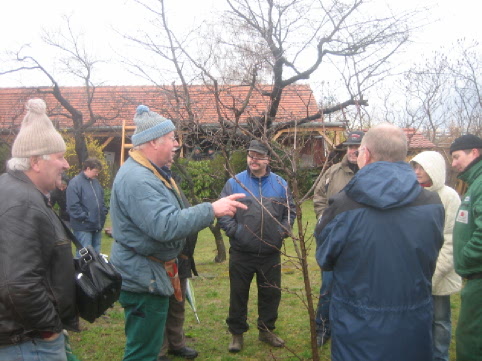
[456,279,482,361]
[315,271,333,337]
[226,250,281,335]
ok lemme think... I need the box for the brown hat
[12,99,66,157]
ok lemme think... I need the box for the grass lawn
[70,200,460,360]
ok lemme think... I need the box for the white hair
[7,155,50,171]
[133,135,166,151]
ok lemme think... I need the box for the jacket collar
[7,169,50,206]
[341,154,358,174]
[129,149,184,207]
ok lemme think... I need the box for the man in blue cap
[110,105,247,361]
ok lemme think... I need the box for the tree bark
[210,222,227,263]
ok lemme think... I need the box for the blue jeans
[315,271,333,337]
[0,333,67,361]
[432,295,451,361]
[74,230,102,257]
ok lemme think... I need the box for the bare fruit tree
[122,0,420,358]
[0,16,116,166]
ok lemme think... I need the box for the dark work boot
[259,330,285,347]
[168,346,198,359]
[228,333,244,353]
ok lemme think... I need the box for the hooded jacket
[411,151,462,295]
[0,170,78,345]
[315,161,444,361]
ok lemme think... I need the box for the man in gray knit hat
[110,105,247,361]
[0,99,78,361]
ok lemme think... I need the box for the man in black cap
[449,134,482,360]
[312,130,364,347]
[218,140,296,353]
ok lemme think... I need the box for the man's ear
[30,156,42,172]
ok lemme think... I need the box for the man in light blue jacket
[110,105,246,361]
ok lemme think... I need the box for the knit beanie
[12,99,66,157]
[450,134,482,154]
[131,105,176,146]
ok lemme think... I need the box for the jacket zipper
[258,177,263,255]
[90,180,102,229]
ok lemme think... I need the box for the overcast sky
[0,0,480,93]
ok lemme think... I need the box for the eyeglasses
[247,153,269,161]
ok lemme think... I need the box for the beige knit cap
[12,99,66,157]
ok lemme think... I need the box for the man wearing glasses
[312,130,364,347]
[219,140,296,353]
[315,124,444,361]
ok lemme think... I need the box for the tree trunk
[210,222,227,263]
[74,131,89,167]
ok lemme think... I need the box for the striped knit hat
[132,105,176,146]
[12,99,66,157]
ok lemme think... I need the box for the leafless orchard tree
[122,0,421,358]
[0,16,118,166]
[449,40,482,136]
[370,40,482,146]
[401,52,452,142]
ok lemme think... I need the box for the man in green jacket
[450,134,482,361]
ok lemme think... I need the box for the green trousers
[119,291,169,361]
[456,279,482,361]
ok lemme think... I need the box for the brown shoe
[228,333,244,353]
[259,330,285,347]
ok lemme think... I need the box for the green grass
[70,201,460,360]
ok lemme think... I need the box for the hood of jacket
[411,151,446,192]
[344,161,421,210]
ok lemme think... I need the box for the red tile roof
[404,128,436,149]
[0,84,320,133]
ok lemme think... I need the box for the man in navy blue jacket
[67,157,108,255]
[219,140,296,353]
[315,124,444,361]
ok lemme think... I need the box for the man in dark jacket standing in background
[449,134,482,361]
[315,124,444,361]
[0,99,78,361]
[219,140,296,353]
[67,157,108,255]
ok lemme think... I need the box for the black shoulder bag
[60,220,122,323]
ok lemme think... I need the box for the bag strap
[52,210,83,250]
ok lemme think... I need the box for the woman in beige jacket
[411,151,462,361]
